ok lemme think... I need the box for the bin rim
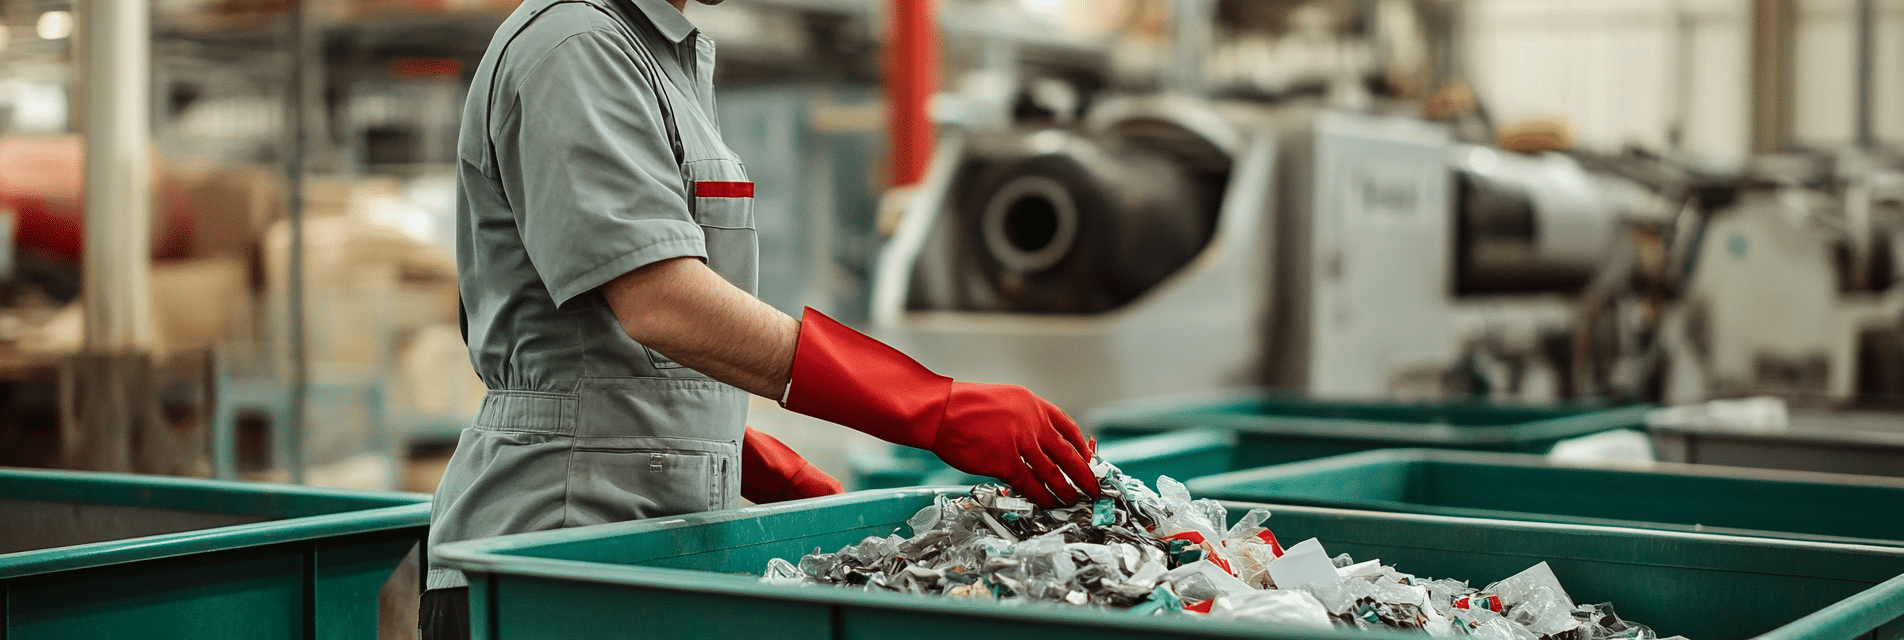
[1755,573,1904,640]
[1186,449,1904,547]
[1645,421,1904,449]
[0,502,429,579]
[1085,388,1642,420]
[0,468,430,580]
[1094,427,1240,457]
[436,487,1904,639]
[1085,390,1653,445]
[852,429,1242,489]
[1188,448,1904,490]
[0,466,431,505]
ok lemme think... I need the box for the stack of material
[766,461,1680,639]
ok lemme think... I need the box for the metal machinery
[872,95,1277,414]
[872,101,1643,413]
[1265,112,1622,402]
[1647,158,1904,405]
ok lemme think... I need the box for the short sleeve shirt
[456,0,758,390]
[429,0,758,590]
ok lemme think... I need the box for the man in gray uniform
[427,0,1099,636]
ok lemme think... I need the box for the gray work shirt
[428,0,756,589]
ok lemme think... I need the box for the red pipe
[886,0,938,187]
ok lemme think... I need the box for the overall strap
[463,0,690,345]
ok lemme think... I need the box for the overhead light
[37,11,73,41]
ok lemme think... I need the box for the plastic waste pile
[764,459,1683,639]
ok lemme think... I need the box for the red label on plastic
[695,181,755,198]
[1456,595,1502,612]
[1184,599,1215,614]
[1254,529,1285,557]
[1162,531,1207,545]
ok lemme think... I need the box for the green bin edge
[849,428,1239,490]
[0,467,431,579]
[436,487,1904,640]
[852,391,1653,489]
[1086,391,1652,448]
[1185,449,1904,548]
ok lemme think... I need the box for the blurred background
[0,0,1899,492]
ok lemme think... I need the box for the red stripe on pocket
[695,181,754,198]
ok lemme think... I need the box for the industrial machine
[871,100,1634,413]
[872,95,1277,413]
[1645,159,1904,405]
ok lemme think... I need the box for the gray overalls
[428,0,757,590]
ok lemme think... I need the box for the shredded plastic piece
[764,459,1681,638]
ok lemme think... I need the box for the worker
[422,0,1099,636]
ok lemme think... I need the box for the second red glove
[740,426,844,504]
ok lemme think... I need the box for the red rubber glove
[741,426,845,504]
[781,308,1098,506]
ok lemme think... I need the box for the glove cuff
[782,307,950,449]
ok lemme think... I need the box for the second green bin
[1186,448,1904,548]
[0,468,430,640]
[1091,391,1653,467]
[854,392,1651,490]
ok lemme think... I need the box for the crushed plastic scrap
[764,459,1682,639]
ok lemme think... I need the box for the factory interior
[3,0,1904,638]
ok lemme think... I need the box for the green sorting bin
[0,467,430,639]
[1188,449,1904,548]
[436,487,1904,640]
[1090,391,1652,468]
[850,429,1239,490]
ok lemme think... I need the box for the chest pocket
[686,158,758,294]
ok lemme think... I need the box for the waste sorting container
[850,429,1238,490]
[1649,408,1904,478]
[1187,448,1904,548]
[0,467,431,640]
[435,487,1904,640]
[1089,391,1653,468]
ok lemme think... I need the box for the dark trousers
[421,587,471,640]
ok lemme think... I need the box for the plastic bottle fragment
[763,557,803,585]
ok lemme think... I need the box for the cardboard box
[151,257,251,356]
[167,163,285,260]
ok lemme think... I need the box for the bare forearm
[602,257,798,398]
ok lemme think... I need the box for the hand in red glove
[740,426,845,504]
[781,308,1098,506]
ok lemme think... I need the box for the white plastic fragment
[1492,561,1573,607]
[1336,558,1385,579]
[1209,590,1334,630]
[1164,559,1255,601]
[1267,538,1341,592]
